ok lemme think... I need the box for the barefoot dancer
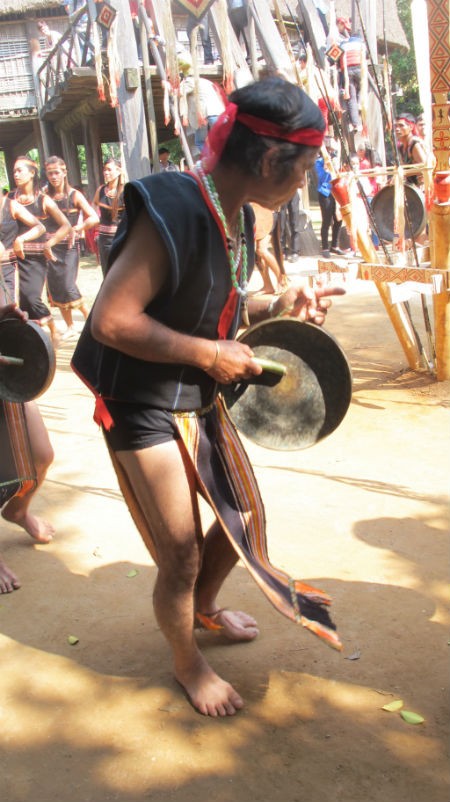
[11,156,71,345]
[0,301,55,594]
[44,156,99,338]
[72,78,344,716]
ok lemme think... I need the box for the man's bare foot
[1,510,55,543]
[0,559,21,593]
[196,609,259,642]
[175,655,244,717]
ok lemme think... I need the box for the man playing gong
[72,77,345,717]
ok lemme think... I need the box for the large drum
[222,319,352,450]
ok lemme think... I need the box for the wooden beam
[54,98,103,134]
[248,0,296,80]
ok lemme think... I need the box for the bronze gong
[371,183,426,242]
[222,319,352,451]
[0,318,55,402]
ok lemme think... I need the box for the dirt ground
[0,253,449,802]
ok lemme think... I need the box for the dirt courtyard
[0,255,449,802]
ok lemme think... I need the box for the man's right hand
[205,339,262,384]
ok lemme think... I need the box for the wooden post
[26,20,55,163]
[82,116,102,200]
[433,284,450,380]
[3,148,16,189]
[32,120,47,169]
[332,177,423,370]
[109,0,150,180]
[427,0,450,379]
[60,129,82,188]
[139,7,158,172]
[374,281,424,371]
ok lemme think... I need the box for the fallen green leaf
[126,569,139,578]
[400,710,425,725]
[382,699,404,712]
[67,635,79,645]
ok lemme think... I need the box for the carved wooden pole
[428,0,450,379]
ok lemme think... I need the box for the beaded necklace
[195,161,248,301]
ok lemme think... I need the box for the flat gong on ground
[0,318,55,402]
[222,319,352,451]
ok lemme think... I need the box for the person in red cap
[72,77,345,717]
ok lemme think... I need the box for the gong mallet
[0,354,25,366]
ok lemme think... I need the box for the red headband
[202,101,324,171]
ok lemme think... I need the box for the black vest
[72,171,255,410]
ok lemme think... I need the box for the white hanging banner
[411,0,432,151]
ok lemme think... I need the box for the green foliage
[388,0,421,116]
[101,142,122,163]
[0,152,8,189]
[158,138,183,166]
[77,145,87,181]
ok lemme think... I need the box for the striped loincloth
[174,396,342,650]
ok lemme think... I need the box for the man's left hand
[272,279,346,326]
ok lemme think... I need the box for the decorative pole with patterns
[428,0,450,378]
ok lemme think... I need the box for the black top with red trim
[71,171,255,412]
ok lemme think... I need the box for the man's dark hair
[396,113,416,125]
[221,77,324,182]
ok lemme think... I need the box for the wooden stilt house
[0,0,408,198]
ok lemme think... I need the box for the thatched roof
[270,0,408,51]
[1,0,408,50]
[0,0,60,16]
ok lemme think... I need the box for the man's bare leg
[195,520,259,641]
[116,441,244,717]
[1,401,55,543]
[0,556,21,593]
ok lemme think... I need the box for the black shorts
[102,400,179,452]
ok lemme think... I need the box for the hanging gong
[371,183,427,242]
[221,319,352,451]
[0,318,55,402]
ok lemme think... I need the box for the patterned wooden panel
[174,0,216,17]
[357,263,450,287]
[428,0,450,169]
